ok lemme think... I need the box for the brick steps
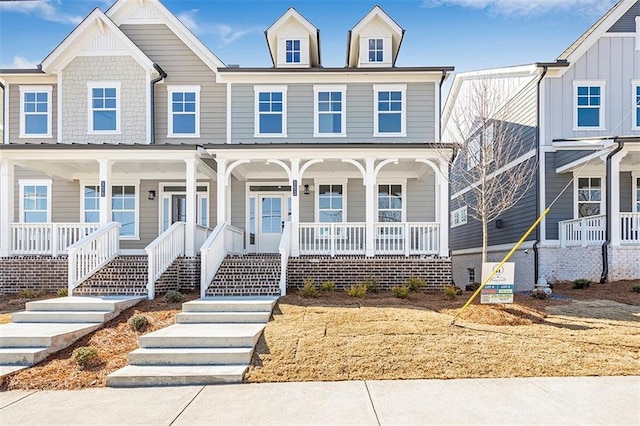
[206,255,281,296]
[75,255,148,297]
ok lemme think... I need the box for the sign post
[480,262,515,304]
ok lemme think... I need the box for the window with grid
[377,90,402,134]
[636,177,640,213]
[21,183,50,223]
[257,91,284,134]
[22,90,50,136]
[285,39,300,63]
[317,91,343,134]
[378,184,402,222]
[635,85,640,128]
[576,85,602,128]
[111,185,136,237]
[577,177,602,218]
[170,91,197,135]
[368,38,383,62]
[90,86,118,132]
[318,184,343,223]
[83,185,100,223]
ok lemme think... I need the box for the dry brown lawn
[1,280,638,390]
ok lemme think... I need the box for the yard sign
[480,262,515,304]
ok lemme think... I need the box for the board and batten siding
[544,35,640,142]
[230,82,436,143]
[607,1,640,32]
[119,24,226,144]
[8,84,58,144]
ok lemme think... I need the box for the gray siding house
[0,0,454,297]
[444,0,640,289]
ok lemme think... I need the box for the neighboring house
[0,0,454,297]
[444,0,640,289]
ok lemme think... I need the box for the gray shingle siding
[607,1,639,32]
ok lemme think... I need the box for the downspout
[0,81,5,144]
[150,63,167,145]
[439,69,453,259]
[438,70,447,142]
[600,139,624,284]
[532,65,549,285]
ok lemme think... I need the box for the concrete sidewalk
[1,376,638,425]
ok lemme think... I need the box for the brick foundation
[0,256,68,295]
[156,256,201,294]
[286,256,452,291]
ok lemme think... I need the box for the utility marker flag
[480,262,515,304]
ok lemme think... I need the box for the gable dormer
[265,8,321,68]
[347,5,404,68]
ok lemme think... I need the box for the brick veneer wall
[287,256,452,291]
[0,256,68,294]
[155,256,200,294]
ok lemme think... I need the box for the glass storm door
[258,195,285,252]
[172,195,187,223]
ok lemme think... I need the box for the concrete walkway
[1,376,638,425]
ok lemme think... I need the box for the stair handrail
[67,222,120,296]
[278,221,292,296]
[200,222,227,298]
[145,221,186,300]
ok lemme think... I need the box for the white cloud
[423,0,619,16]
[0,0,83,25]
[177,9,262,47]
[1,56,40,69]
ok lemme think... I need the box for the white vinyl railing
[406,222,440,255]
[195,224,213,250]
[559,215,606,247]
[67,222,120,295]
[200,223,244,298]
[299,222,366,256]
[620,213,640,245]
[11,223,100,256]
[375,222,440,255]
[278,222,291,296]
[145,222,185,300]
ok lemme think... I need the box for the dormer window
[285,40,301,63]
[368,39,383,62]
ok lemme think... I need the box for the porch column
[98,159,112,226]
[437,159,450,257]
[609,150,627,247]
[0,159,15,257]
[185,158,197,257]
[216,158,227,225]
[290,159,300,257]
[365,158,376,257]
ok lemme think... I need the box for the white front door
[258,194,285,253]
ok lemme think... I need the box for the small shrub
[73,346,99,369]
[572,279,591,290]
[56,288,68,297]
[465,282,481,292]
[20,288,39,299]
[164,290,184,304]
[392,286,410,299]
[443,285,458,300]
[128,315,150,332]
[300,278,318,298]
[406,276,426,292]
[632,284,640,293]
[530,289,548,300]
[363,277,379,294]
[320,280,335,292]
[347,283,368,298]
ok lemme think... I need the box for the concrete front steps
[107,296,278,387]
[0,296,143,380]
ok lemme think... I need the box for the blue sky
[0,0,619,73]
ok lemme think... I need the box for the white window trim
[79,183,100,224]
[466,134,481,171]
[636,16,640,50]
[157,182,210,232]
[573,80,606,131]
[19,179,52,223]
[313,85,346,138]
[376,181,407,223]
[368,38,384,63]
[19,85,53,138]
[284,39,301,64]
[573,174,605,219]
[314,179,348,223]
[81,180,140,239]
[87,82,121,135]
[167,85,201,138]
[373,84,407,137]
[632,80,640,131]
[450,205,468,228]
[633,173,640,213]
[254,85,288,138]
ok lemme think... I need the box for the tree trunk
[481,218,488,263]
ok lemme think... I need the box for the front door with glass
[258,195,285,253]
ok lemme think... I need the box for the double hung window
[88,82,120,133]
[20,180,51,223]
[374,85,406,136]
[168,86,200,137]
[285,40,300,63]
[314,85,346,136]
[255,86,287,136]
[368,38,383,62]
[576,177,602,218]
[378,184,403,222]
[574,82,604,130]
[111,185,137,237]
[20,86,52,137]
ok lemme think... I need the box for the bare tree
[444,76,538,262]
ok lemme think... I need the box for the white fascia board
[0,75,57,84]
[266,8,317,36]
[210,147,450,162]
[351,6,403,37]
[0,148,200,162]
[551,139,613,150]
[218,72,443,85]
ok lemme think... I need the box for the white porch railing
[375,222,440,255]
[145,222,185,300]
[620,213,640,245]
[200,223,244,298]
[67,222,120,296]
[559,215,606,247]
[278,222,291,296]
[10,223,100,256]
[299,222,366,256]
[195,224,214,249]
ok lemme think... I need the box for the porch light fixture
[303,184,310,195]
[148,190,156,200]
